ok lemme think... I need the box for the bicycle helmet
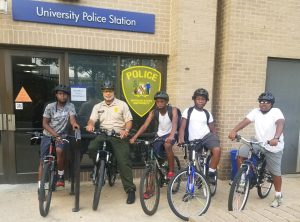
[53,84,70,95]
[101,80,114,90]
[258,92,275,104]
[154,91,169,101]
[192,88,209,101]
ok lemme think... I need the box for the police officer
[86,80,136,204]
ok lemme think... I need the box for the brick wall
[167,0,217,111]
[214,0,300,179]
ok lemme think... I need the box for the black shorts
[153,133,177,159]
[40,134,67,160]
[195,132,220,151]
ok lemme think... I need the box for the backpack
[184,107,210,142]
[153,105,182,132]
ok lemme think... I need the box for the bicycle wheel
[92,159,106,211]
[228,166,250,211]
[167,168,211,221]
[206,155,217,197]
[139,167,160,215]
[257,166,273,199]
[39,162,55,217]
[107,159,117,187]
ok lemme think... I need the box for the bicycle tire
[228,166,250,211]
[167,168,211,221]
[107,160,117,187]
[257,165,273,199]
[139,167,160,215]
[92,159,106,211]
[39,162,54,217]
[206,155,217,196]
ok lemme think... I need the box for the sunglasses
[259,101,271,104]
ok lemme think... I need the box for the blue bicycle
[167,139,211,221]
[228,135,273,211]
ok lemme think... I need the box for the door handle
[7,114,15,131]
[0,114,2,130]
[1,114,7,130]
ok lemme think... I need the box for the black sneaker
[208,171,216,185]
[126,190,135,204]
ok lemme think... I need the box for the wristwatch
[274,136,280,140]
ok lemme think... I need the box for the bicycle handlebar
[27,131,70,143]
[91,128,121,138]
[134,137,165,146]
[178,139,203,148]
[236,134,267,147]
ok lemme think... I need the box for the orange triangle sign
[15,87,32,102]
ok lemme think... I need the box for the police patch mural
[122,66,161,117]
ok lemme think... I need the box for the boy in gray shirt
[39,85,79,189]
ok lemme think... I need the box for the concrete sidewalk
[0,174,299,222]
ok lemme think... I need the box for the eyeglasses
[259,101,271,104]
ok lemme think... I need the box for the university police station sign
[12,0,155,33]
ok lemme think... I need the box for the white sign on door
[71,87,87,102]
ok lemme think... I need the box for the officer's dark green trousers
[88,135,136,193]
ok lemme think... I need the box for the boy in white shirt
[229,92,285,208]
[178,88,221,185]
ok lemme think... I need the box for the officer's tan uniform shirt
[89,98,133,133]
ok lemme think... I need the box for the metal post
[72,129,81,212]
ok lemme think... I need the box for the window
[68,53,167,167]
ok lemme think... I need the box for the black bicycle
[196,148,218,196]
[228,135,273,211]
[30,132,69,217]
[135,137,181,215]
[90,128,119,211]
[167,139,211,221]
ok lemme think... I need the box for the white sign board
[71,87,87,102]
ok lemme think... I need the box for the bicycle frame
[182,139,202,194]
[138,138,166,177]
[237,136,266,188]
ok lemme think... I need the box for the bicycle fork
[186,166,196,194]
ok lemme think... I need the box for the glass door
[3,50,62,183]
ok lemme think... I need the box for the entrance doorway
[0,50,62,183]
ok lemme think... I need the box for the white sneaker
[270,195,282,208]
